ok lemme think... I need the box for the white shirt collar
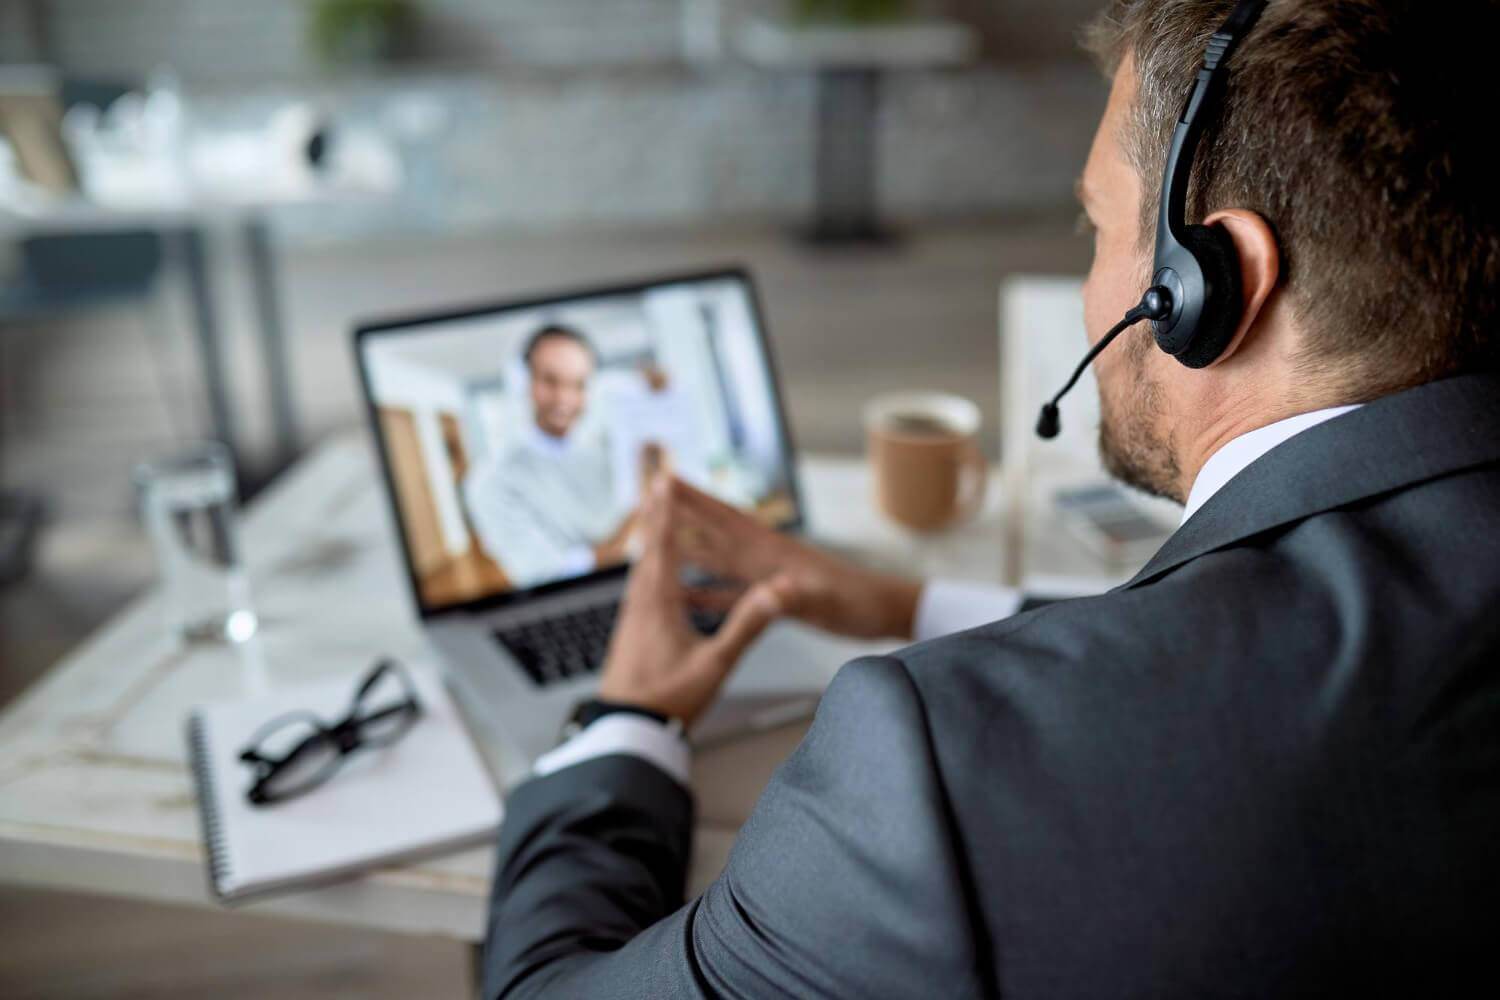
[1180,404,1364,524]
[525,421,574,458]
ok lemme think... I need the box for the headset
[1037,0,1270,440]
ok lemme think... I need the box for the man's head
[523,325,596,439]
[1078,0,1500,501]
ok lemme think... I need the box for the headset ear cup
[1175,224,1243,369]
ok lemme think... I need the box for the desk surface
[0,433,1109,941]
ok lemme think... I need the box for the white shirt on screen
[533,403,1365,788]
[464,424,621,589]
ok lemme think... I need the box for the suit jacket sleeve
[481,655,987,999]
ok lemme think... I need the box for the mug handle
[955,441,989,525]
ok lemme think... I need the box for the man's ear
[1200,208,1280,367]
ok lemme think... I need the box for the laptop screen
[356,270,802,616]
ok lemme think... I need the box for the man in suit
[483,1,1500,995]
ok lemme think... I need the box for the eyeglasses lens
[253,716,341,801]
[353,664,419,747]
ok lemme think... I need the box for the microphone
[1035,287,1173,439]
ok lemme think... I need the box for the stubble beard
[1097,332,1185,504]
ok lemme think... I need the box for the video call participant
[484,1,1500,996]
[463,325,640,589]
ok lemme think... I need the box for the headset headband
[1152,0,1269,354]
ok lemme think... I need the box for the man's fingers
[669,477,756,530]
[665,480,772,580]
[676,525,739,576]
[639,476,678,561]
[684,583,745,613]
[622,478,686,611]
[665,490,732,545]
[703,574,796,672]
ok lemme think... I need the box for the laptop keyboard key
[495,601,727,687]
[495,601,619,686]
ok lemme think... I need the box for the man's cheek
[1082,279,1113,348]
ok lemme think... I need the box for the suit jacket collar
[1122,373,1500,589]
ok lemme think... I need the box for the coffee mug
[864,391,988,532]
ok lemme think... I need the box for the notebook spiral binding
[186,712,233,899]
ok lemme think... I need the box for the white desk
[2,433,1088,942]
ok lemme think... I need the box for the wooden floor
[0,218,1086,996]
[0,887,472,999]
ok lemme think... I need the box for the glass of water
[134,442,258,644]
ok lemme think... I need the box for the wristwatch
[559,697,684,742]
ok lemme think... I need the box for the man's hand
[667,478,922,641]
[598,479,792,725]
[593,439,682,570]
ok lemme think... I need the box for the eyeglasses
[238,659,422,806]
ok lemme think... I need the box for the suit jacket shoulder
[889,379,1500,995]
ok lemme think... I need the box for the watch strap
[559,697,680,742]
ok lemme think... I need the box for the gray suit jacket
[482,373,1500,998]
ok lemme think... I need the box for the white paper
[607,382,709,508]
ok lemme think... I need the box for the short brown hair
[1084,0,1500,399]
[523,324,596,369]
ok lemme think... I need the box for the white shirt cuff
[913,579,1025,641]
[533,712,690,787]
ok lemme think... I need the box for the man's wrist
[538,710,692,786]
[561,697,681,742]
[873,573,923,640]
[575,698,670,727]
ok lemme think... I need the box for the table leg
[243,214,299,477]
[173,226,244,488]
[808,68,891,244]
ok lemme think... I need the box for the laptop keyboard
[495,601,726,687]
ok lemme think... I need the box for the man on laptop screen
[463,324,641,589]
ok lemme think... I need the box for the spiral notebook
[186,664,503,905]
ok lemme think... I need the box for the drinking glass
[134,442,257,643]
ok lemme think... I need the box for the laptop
[354,267,883,785]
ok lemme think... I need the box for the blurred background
[1,0,1104,995]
